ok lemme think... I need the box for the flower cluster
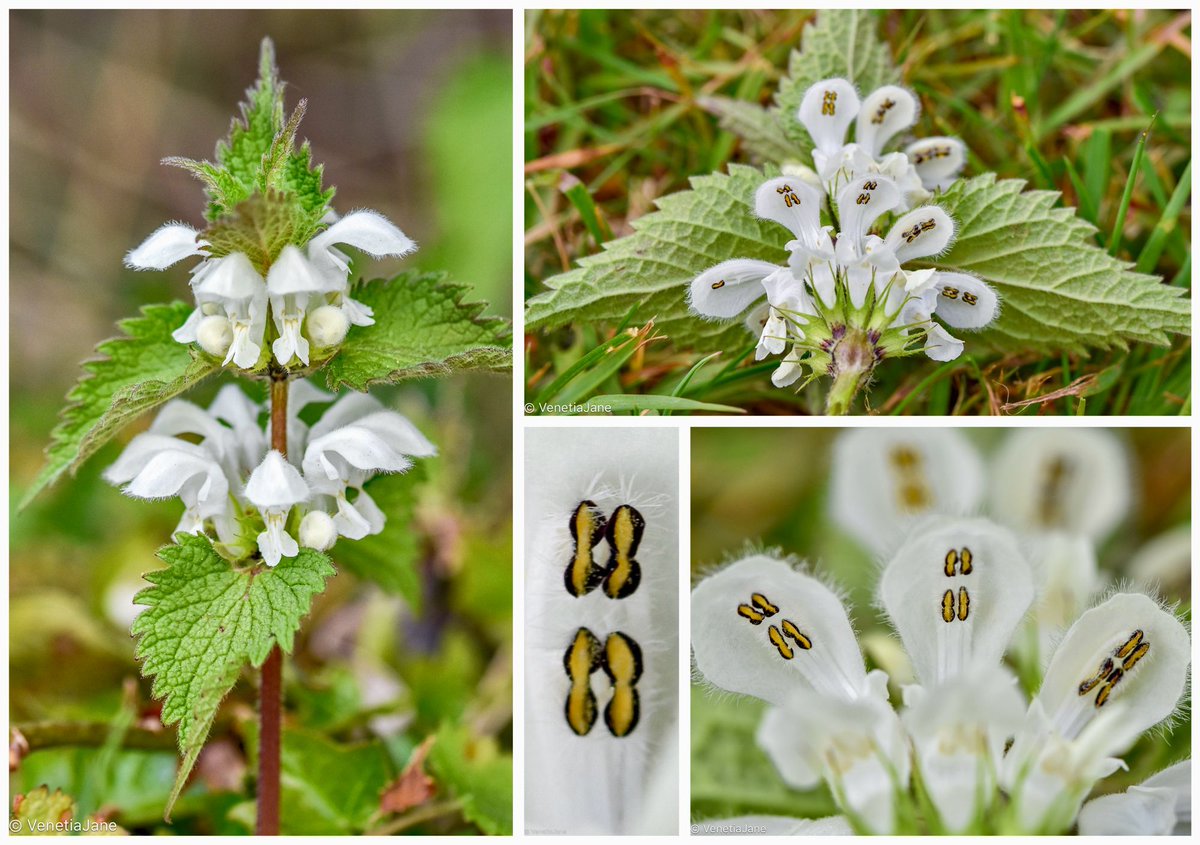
[687,78,982,409]
[127,210,415,370]
[104,382,434,566]
[796,78,965,206]
[691,429,1190,835]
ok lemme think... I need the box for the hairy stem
[258,374,289,836]
[825,329,875,415]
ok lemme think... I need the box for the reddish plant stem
[258,374,289,836]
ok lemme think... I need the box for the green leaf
[933,174,1191,350]
[22,302,220,508]
[525,163,783,351]
[427,723,512,836]
[330,468,424,607]
[12,786,76,834]
[700,96,796,164]
[323,271,512,391]
[131,533,335,817]
[279,729,395,835]
[580,394,747,414]
[774,10,900,154]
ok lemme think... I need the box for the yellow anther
[767,625,794,660]
[602,504,644,599]
[957,587,970,621]
[962,292,978,306]
[563,628,602,735]
[565,501,605,597]
[780,619,812,650]
[1116,630,1144,659]
[871,99,895,125]
[711,279,725,289]
[750,593,779,616]
[821,90,837,115]
[944,549,958,577]
[941,590,955,623]
[1078,657,1114,696]
[960,548,973,574]
[942,287,960,300]
[601,632,642,737]
[737,604,765,625]
[1122,641,1150,671]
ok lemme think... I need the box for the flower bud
[307,305,350,348]
[299,510,337,551]
[196,315,234,357]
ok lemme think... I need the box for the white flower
[126,207,415,368]
[1002,593,1191,832]
[306,210,416,327]
[688,174,998,384]
[301,393,436,540]
[880,517,1034,685]
[830,428,985,556]
[173,252,268,368]
[691,555,911,833]
[901,670,1025,833]
[1077,759,1190,835]
[265,245,323,366]
[243,450,309,566]
[298,510,337,551]
[797,78,966,205]
[103,434,232,538]
[988,428,1131,542]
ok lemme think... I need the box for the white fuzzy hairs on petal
[524,428,679,836]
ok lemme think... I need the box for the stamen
[856,180,879,205]
[768,625,794,660]
[870,99,896,125]
[1077,630,1152,708]
[962,292,978,306]
[944,549,958,577]
[888,446,931,511]
[751,593,779,616]
[563,627,602,735]
[737,604,765,625]
[564,501,605,597]
[821,90,837,116]
[711,279,726,290]
[960,547,973,574]
[941,589,954,623]
[776,184,801,207]
[957,587,970,621]
[602,504,644,599]
[780,619,813,650]
[601,631,642,737]
[1122,642,1150,671]
[1116,630,1144,659]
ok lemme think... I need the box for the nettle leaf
[324,271,512,391]
[774,10,900,154]
[23,302,219,508]
[331,468,424,607]
[279,729,395,835]
[428,723,512,835]
[132,533,334,816]
[932,174,1191,350]
[700,96,797,164]
[526,163,784,351]
[202,190,323,275]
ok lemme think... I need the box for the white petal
[331,489,384,540]
[931,272,998,329]
[149,399,229,445]
[754,177,823,243]
[125,223,202,270]
[1127,525,1192,593]
[298,510,337,551]
[122,450,229,520]
[194,252,265,300]
[341,296,376,326]
[988,429,1130,541]
[1029,532,1101,661]
[798,78,859,154]
[171,307,203,343]
[771,348,806,388]
[923,322,964,361]
[855,86,919,158]
[257,509,299,567]
[104,434,212,485]
[829,428,985,557]
[755,706,822,789]
[905,137,966,190]
[266,245,323,296]
[309,210,416,260]
[835,176,901,253]
[307,392,383,441]
[1077,786,1179,836]
[884,206,955,263]
[1034,592,1190,742]
[688,259,778,319]
[691,555,869,706]
[303,426,414,478]
[880,517,1034,685]
[351,411,437,458]
[244,449,310,509]
[901,669,1026,833]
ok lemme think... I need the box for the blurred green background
[10,9,513,835]
[690,427,1191,822]
[525,9,1191,415]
